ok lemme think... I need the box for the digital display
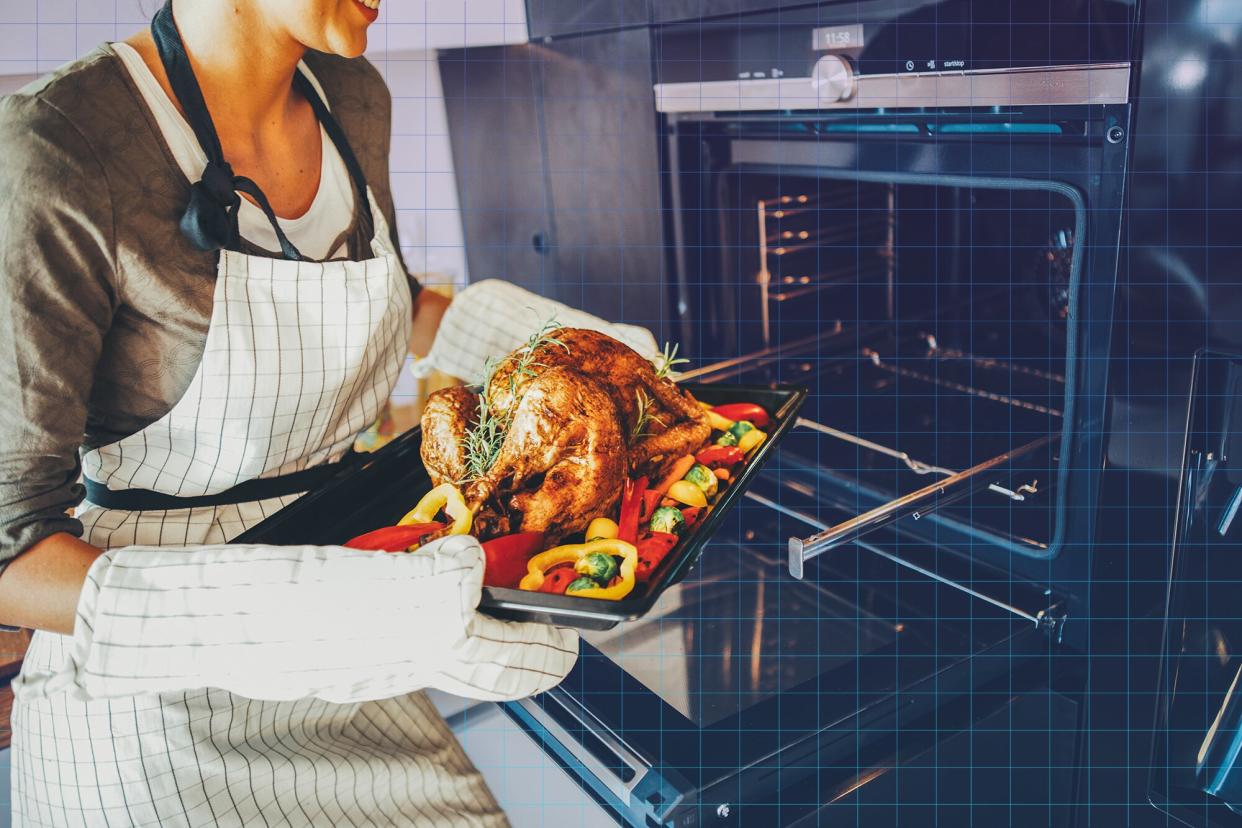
[813,24,865,52]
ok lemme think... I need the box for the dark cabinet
[525,0,649,40]
[438,45,556,299]
[440,30,672,339]
[537,28,670,337]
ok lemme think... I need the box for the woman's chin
[322,28,369,59]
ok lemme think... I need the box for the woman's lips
[353,0,380,21]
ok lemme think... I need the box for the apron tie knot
[181,160,242,253]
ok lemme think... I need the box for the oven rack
[755,188,890,344]
[683,334,1065,576]
[766,260,889,303]
[744,488,1066,637]
[785,425,1058,578]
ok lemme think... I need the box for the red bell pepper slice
[710,403,770,429]
[641,490,662,521]
[695,445,746,470]
[481,531,546,589]
[680,506,703,529]
[635,532,679,582]
[618,475,648,545]
[538,563,578,594]
[345,523,445,552]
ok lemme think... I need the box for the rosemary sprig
[652,341,690,381]
[502,317,567,406]
[630,388,665,441]
[458,317,567,483]
[460,359,507,484]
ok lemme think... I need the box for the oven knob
[811,54,855,101]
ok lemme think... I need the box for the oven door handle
[512,690,652,806]
[788,432,1060,578]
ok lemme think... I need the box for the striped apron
[9,6,511,823]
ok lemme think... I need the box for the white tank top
[112,41,354,261]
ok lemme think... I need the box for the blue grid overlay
[1,1,1238,826]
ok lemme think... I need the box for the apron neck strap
[151,0,373,261]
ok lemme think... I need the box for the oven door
[505,354,1076,828]
[1150,351,1242,827]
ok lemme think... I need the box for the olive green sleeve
[0,93,119,572]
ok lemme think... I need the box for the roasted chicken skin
[486,328,710,477]
[419,328,711,542]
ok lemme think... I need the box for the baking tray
[233,382,808,630]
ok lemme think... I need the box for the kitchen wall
[0,0,471,286]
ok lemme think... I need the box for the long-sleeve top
[0,44,419,571]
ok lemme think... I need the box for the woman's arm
[0,96,118,636]
[0,534,99,635]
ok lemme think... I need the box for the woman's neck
[169,0,306,134]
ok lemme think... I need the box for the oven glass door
[530,352,1060,825]
[1151,351,1242,827]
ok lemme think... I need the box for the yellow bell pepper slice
[586,517,619,540]
[518,538,638,600]
[706,410,735,432]
[737,428,767,453]
[399,483,472,535]
[667,479,708,508]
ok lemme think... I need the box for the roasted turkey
[420,328,711,542]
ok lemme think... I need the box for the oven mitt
[411,279,661,383]
[31,534,578,704]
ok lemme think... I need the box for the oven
[502,1,1139,825]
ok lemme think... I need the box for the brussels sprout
[683,463,719,498]
[566,577,600,594]
[650,505,687,536]
[715,430,739,447]
[575,552,620,584]
[728,420,756,441]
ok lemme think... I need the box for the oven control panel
[654,0,1134,113]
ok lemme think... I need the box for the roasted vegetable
[519,538,638,600]
[586,517,619,541]
[652,456,696,498]
[539,564,578,594]
[695,445,746,469]
[682,463,718,498]
[650,505,686,536]
[576,551,620,584]
[635,532,679,581]
[482,531,546,589]
[680,506,703,529]
[705,409,735,431]
[711,403,770,429]
[728,420,756,441]
[715,430,739,447]
[400,483,472,535]
[345,523,444,552]
[667,480,708,508]
[618,476,648,545]
[566,577,600,594]
[737,427,767,453]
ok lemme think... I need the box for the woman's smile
[352,0,380,23]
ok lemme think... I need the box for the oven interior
[685,171,1081,560]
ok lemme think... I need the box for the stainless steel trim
[513,691,651,805]
[788,432,1060,578]
[654,62,1130,113]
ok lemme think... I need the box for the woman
[0,0,591,824]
